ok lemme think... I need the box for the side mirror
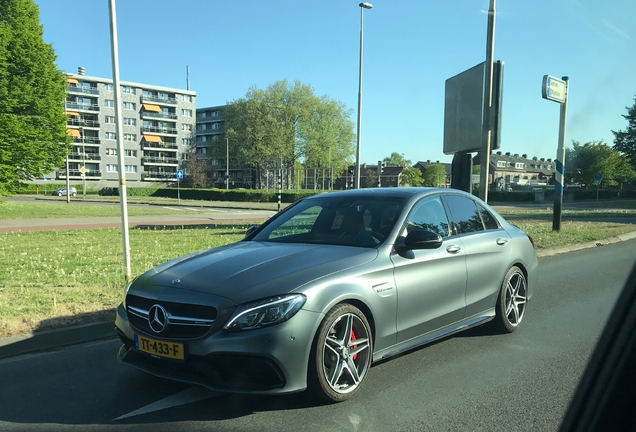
[398,229,443,252]
[245,225,260,238]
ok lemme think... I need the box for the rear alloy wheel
[310,304,372,402]
[493,266,528,333]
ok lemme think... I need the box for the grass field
[1,198,635,338]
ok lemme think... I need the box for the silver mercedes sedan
[115,188,538,402]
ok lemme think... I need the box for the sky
[34,0,636,166]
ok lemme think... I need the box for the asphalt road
[1,239,635,431]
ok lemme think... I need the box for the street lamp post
[226,138,229,190]
[355,2,372,189]
[80,126,86,200]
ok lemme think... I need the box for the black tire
[492,266,528,333]
[308,303,373,402]
[71,192,76,197]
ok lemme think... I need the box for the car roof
[303,187,471,201]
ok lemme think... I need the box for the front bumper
[115,303,323,395]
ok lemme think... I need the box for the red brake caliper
[350,330,358,360]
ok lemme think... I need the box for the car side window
[444,195,484,234]
[477,203,500,230]
[404,196,450,238]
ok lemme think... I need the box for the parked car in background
[52,187,76,197]
[115,188,539,402]
[98,187,118,196]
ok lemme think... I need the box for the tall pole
[226,138,229,190]
[553,77,569,231]
[355,3,373,189]
[479,0,496,202]
[80,127,86,200]
[108,0,132,283]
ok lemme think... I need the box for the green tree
[400,166,423,187]
[0,0,70,195]
[567,140,635,188]
[383,152,410,167]
[422,163,447,187]
[221,79,355,189]
[612,96,636,170]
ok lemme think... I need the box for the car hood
[134,241,378,305]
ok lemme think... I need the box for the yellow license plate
[134,334,185,360]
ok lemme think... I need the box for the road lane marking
[113,386,222,421]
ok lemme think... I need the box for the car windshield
[251,195,407,247]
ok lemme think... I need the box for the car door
[442,195,512,318]
[391,196,467,343]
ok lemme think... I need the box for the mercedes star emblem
[148,304,168,334]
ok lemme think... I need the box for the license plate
[134,334,185,360]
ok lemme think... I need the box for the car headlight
[223,294,306,332]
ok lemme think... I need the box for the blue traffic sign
[176,170,184,179]
[594,173,602,182]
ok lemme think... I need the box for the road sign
[594,173,602,183]
[79,166,87,174]
[542,75,566,103]
[176,170,184,179]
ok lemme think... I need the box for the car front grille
[126,294,217,339]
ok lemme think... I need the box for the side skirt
[373,309,495,362]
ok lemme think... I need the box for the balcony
[73,137,101,146]
[142,156,179,166]
[140,95,177,105]
[141,141,178,151]
[142,171,177,181]
[67,85,99,95]
[57,169,102,179]
[141,126,177,135]
[66,102,99,112]
[141,111,178,120]
[67,152,102,161]
[67,118,100,129]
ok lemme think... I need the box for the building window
[181,95,192,102]
[122,86,135,94]
[123,102,136,110]
[515,163,525,169]
[196,147,207,155]
[105,148,117,156]
[123,118,136,126]
[125,165,137,173]
[106,164,118,172]
[105,116,115,124]
[105,132,116,140]
[181,109,192,117]
[104,84,113,91]
[182,124,192,131]
[182,138,192,146]
[196,136,207,143]
[497,161,506,168]
[104,99,115,108]
[123,133,136,141]
[123,150,137,157]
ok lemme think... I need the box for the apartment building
[60,70,196,185]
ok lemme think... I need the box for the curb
[1,231,635,360]
[0,321,116,360]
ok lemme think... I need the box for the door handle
[446,244,461,254]
[496,238,508,245]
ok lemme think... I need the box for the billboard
[443,61,503,154]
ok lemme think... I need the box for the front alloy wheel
[494,266,528,333]
[310,304,372,402]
